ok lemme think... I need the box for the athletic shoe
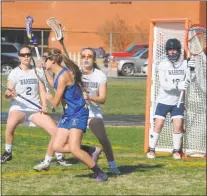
[173,151,181,160]
[95,172,108,182]
[147,151,155,159]
[147,147,156,159]
[56,157,72,166]
[90,147,102,163]
[110,167,121,175]
[1,151,12,163]
[33,161,50,171]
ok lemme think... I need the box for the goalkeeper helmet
[165,38,181,63]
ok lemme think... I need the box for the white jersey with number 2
[8,66,41,111]
[156,59,187,105]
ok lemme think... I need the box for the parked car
[1,54,20,75]
[81,47,106,58]
[108,43,148,59]
[104,43,148,67]
[141,59,148,75]
[115,47,148,76]
[1,42,20,57]
[1,42,21,74]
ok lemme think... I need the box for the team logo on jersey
[168,70,184,75]
[61,117,68,124]
[71,118,78,126]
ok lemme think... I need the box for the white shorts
[9,104,39,127]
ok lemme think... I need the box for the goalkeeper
[147,38,196,159]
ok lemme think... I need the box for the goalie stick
[177,24,206,108]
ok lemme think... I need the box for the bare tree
[97,15,145,52]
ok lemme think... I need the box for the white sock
[44,155,53,163]
[55,152,63,160]
[173,132,183,150]
[5,144,12,153]
[108,161,117,169]
[149,130,160,149]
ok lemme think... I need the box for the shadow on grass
[75,163,164,179]
[116,163,164,175]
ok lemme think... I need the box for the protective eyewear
[42,55,53,62]
[19,53,32,57]
[81,54,93,59]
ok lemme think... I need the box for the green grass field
[1,125,206,195]
[1,75,206,195]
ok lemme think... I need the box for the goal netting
[144,19,206,157]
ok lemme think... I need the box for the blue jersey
[54,67,89,131]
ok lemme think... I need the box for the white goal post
[144,18,206,158]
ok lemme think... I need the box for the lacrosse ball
[51,37,56,41]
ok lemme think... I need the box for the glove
[187,58,196,71]
[177,80,190,91]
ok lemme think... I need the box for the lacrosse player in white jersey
[1,45,71,169]
[80,48,121,174]
[147,38,196,160]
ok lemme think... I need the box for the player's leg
[1,109,25,163]
[68,128,108,182]
[52,128,71,153]
[31,113,71,171]
[89,118,121,174]
[147,103,169,159]
[171,103,185,160]
[80,144,102,163]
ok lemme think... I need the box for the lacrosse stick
[46,17,90,106]
[26,16,55,112]
[177,24,206,108]
[1,84,42,110]
[46,17,70,59]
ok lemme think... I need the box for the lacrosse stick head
[46,17,64,41]
[187,24,206,56]
[26,16,38,45]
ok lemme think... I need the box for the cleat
[90,147,102,163]
[147,147,155,159]
[56,157,72,166]
[33,161,50,171]
[1,151,12,163]
[173,150,181,160]
[95,172,108,182]
[110,167,121,175]
[147,151,155,159]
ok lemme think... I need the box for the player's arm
[186,58,196,82]
[39,81,48,109]
[37,60,54,88]
[60,99,66,110]
[46,74,68,108]
[88,82,107,104]
[159,69,189,91]
[5,80,16,99]
[44,69,54,88]
[159,70,177,91]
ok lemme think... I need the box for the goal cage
[144,18,206,158]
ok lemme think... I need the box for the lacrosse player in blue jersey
[1,45,71,168]
[40,47,108,182]
[147,38,196,160]
[42,47,120,175]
